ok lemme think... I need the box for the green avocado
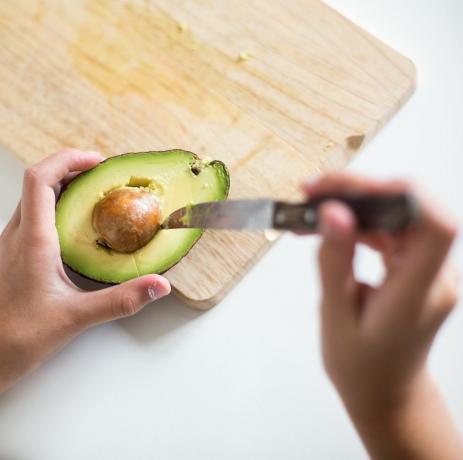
[55,150,230,283]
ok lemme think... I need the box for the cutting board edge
[357,59,416,148]
[171,237,276,310]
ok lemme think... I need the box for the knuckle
[397,178,415,189]
[441,284,459,313]
[435,280,459,318]
[113,294,140,318]
[19,229,48,249]
[49,148,80,168]
[61,148,94,164]
[324,172,344,185]
[389,178,415,194]
[440,218,458,242]
[425,214,458,246]
[23,166,41,185]
[56,147,80,158]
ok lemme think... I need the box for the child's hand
[304,174,462,460]
[0,150,171,393]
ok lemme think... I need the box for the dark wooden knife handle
[273,193,419,232]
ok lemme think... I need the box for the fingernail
[148,284,169,301]
[87,150,105,160]
[148,285,158,300]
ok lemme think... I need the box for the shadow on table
[66,267,204,345]
[0,147,24,225]
[119,294,204,344]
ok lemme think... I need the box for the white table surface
[1,1,462,458]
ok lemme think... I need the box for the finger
[382,185,458,314]
[318,201,357,321]
[301,173,408,198]
[420,261,459,330]
[61,171,82,187]
[21,149,103,237]
[72,275,171,328]
[53,171,83,198]
[359,232,397,253]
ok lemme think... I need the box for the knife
[161,193,419,232]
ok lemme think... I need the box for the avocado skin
[56,150,230,284]
[57,150,230,199]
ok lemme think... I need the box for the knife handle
[273,193,419,232]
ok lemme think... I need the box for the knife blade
[161,193,419,232]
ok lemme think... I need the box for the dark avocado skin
[56,150,230,287]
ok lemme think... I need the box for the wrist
[339,368,433,426]
[339,370,463,460]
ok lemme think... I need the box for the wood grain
[0,0,415,308]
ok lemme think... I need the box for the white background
[1,1,462,458]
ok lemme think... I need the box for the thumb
[318,202,356,314]
[76,275,171,328]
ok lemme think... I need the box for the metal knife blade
[161,193,419,232]
[162,199,275,230]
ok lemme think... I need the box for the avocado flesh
[55,150,230,283]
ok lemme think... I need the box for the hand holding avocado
[0,149,171,393]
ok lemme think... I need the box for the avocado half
[55,150,230,283]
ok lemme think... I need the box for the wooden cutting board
[0,0,415,308]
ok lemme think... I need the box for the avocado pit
[92,187,161,253]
